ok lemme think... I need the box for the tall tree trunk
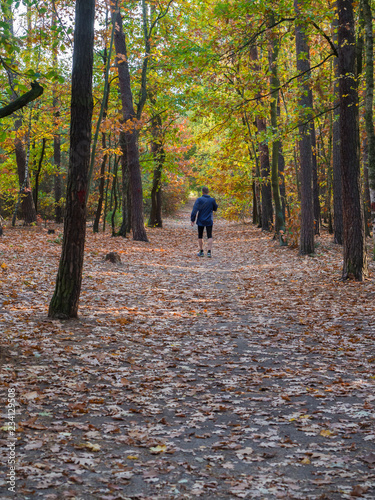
[277,97,286,223]
[148,113,164,228]
[268,20,285,240]
[113,10,148,242]
[33,137,47,214]
[338,0,367,280]
[52,5,63,224]
[53,112,63,223]
[311,121,321,234]
[256,117,273,231]
[332,20,343,244]
[363,154,371,237]
[362,0,375,256]
[250,46,272,230]
[48,0,95,318]
[111,157,119,237]
[93,42,111,234]
[6,6,37,225]
[118,131,129,237]
[13,123,37,224]
[93,136,108,233]
[294,0,314,254]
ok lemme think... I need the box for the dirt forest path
[1,202,375,499]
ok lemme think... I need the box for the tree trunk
[362,0,375,256]
[256,117,273,231]
[48,0,95,318]
[14,124,37,224]
[113,10,148,242]
[33,137,47,214]
[53,120,63,223]
[52,7,63,224]
[118,131,129,237]
[294,0,314,254]
[332,28,343,244]
[268,21,285,240]
[148,114,164,228]
[277,97,286,223]
[311,121,321,234]
[338,0,367,280]
[111,158,119,237]
[93,140,107,233]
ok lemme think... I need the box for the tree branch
[0,81,44,119]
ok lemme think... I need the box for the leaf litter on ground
[0,203,375,499]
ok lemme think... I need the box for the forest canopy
[0,0,373,286]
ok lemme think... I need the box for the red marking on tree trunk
[77,190,86,205]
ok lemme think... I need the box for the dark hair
[202,186,209,194]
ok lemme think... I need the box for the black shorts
[198,225,213,239]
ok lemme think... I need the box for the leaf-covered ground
[1,202,375,499]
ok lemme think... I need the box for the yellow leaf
[83,442,101,452]
[127,455,139,460]
[149,444,167,454]
[301,457,311,464]
[320,430,333,437]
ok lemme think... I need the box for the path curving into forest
[1,203,375,499]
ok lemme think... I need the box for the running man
[190,186,218,257]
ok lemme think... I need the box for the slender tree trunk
[113,10,148,242]
[148,114,164,227]
[111,158,119,237]
[13,123,37,224]
[277,97,286,222]
[332,31,343,244]
[48,0,95,318]
[294,0,314,254]
[118,130,129,237]
[311,121,321,234]
[93,44,111,234]
[256,118,273,231]
[362,0,375,256]
[363,157,371,237]
[6,6,37,225]
[93,140,108,233]
[52,6,63,224]
[33,138,47,214]
[103,155,112,233]
[53,116,63,223]
[338,0,367,280]
[250,46,271,230]
[268,21,285,240]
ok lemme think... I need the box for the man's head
[202,186,209,195]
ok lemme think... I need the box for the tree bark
[117,130,130,237]
[52,7,63,224]
[48,0,95,318]
[148,113,164,227]
[93,136,108,234]
[33,137,47,214]
[311,121,321,234]
[0,82,43,118]
[268,21,285,240]
[113,10,148,242]
[362,0,375,255]
[338,0,367,280]
[294,0,314,254]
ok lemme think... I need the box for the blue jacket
[191,194,218,226]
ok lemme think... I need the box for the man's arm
[213,199,218,212]
[191,199,200,223]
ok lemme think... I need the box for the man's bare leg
[207,238,213,251]
[198,238,203,251]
